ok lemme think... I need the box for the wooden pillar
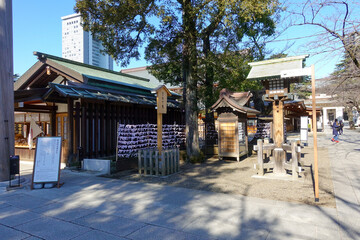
[273,148,286,174]
[273,100,284,148]
[111,104,115,153]
[75,102,81,161]
[0,0,13,181]
[67,98,74,165]
[157,112,163,153]
[88,103,93,158]
[51,105,57,136]
[100,104,105,156]
[81,102,87,158]
[272,99,286,175]
[94,103,99,158]
[106,101,111,156]
[257,139,264,176]
[116,105,120,126]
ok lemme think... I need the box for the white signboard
[300,116,308,142]
[33,137,62,183]
[300,129,308,142]
[300,116,308,129]
[281,67,311,78]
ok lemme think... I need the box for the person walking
[339,120,344,135]
[331,119,340,143]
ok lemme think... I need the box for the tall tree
[326,52,360,127]
[75,0,279,160]
[288,0,360,77]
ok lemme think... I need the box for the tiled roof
[247,55,309,80]
[45,82,180,108]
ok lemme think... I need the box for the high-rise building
[61,13,113,70]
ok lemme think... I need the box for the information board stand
[31,137,63,190]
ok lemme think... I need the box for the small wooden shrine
[211,89,260,161]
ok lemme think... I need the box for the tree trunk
[183,0,200,160]
[0,0,14,181]
[202,35,216,146]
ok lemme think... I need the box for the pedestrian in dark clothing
[339,120,344,135]
[331,119,339,143]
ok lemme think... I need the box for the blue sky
[13,0,343,78]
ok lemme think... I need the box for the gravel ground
[108,143,335,208]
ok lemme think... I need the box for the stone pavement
[0,129,359,240]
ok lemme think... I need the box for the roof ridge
[33,51,150,82]
[249,54,309,66]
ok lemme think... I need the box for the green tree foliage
[75,0,280,159]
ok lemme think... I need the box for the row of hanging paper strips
[117,123,186,159]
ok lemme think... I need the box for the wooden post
[257,139,264,176]
[274,148,286,174]
[272,99,285,175]
[273,100,284,148]
[264,138,270,160]
[0,0,14,181]
[161,151,165,176]
[311,64,319,202]
[175,148,179,172]
[154,85,171,175]
[81,102,87,158]
[88,103,93,158]
[166,151,170,175]
[115,122,119,162]
[155,150,159,176]
[51,105,57,136]
[157,112,163,154]
[100,104,105,156]
[149,149,153,175]
[138,150,142,174]
[94,104,99,158]
[67,98,74,165]
[144,150,147,176]
[173,149,176,173]
[106,102,111,156]
[291,140,298,180]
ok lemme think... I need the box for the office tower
[61,13,113,70]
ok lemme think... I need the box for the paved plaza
[0,129,359,239]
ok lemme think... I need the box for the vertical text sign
[157,88,168,114]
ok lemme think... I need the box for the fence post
[138,150,142,175]
[257,139,264,176]
[166,151,170,175]
[161,151,165,176]
[291,140,298,180]
[144,150,148,176]
[171,149,175,173]
[149,149,153,175]
[155,150,159,176]
[170,150,173,174]
[176,148,179,172]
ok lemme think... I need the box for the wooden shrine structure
[14,52,184,165]
[211,89,260,161]
[247,55,309,177]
